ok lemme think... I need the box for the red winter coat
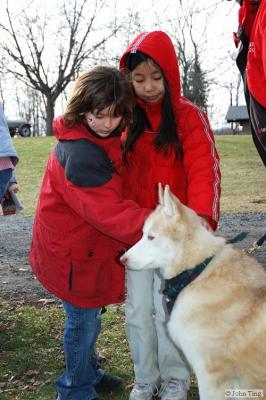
[119,31,221,230]
[236,0,266,107]
[29,117,150,308]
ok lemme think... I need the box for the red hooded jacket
[119,31,221,230]
[29,117,150,308]
[235,0,265,107]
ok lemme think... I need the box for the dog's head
[120,184,205,279]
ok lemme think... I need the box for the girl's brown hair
[64,66,135,131]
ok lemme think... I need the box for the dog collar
[163,232,249,314]
[163,256,213,314]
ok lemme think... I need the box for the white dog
[121,184,266,400]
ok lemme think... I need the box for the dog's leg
[196,373,228,400]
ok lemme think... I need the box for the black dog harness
[163,232,249,314]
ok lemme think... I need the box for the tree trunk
[45,100,55,136]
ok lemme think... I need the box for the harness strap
[245,233,266,254]
[226,231,248,244]
[164,232,249,314]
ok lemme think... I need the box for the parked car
[7,118,32,137]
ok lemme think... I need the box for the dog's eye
[147,235,155,240]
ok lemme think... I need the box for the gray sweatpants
[125,268,190,384]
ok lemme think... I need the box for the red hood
[52,116,121,148]
[120,31,181,103]
[234,0,261,46]
[53,116,92,141]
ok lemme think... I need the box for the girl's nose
[104,117,112,128]
[144,79,154,92]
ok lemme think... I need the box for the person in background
[229,0,266,166]
[119,31,221,400]
[0,104,20,215]
[29,66,150,400]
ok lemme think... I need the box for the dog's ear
[163,185,176,216]
[163,185,183,217]
[158,182,164,205]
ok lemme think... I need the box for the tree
[152,0,213,111]
[186,38,209,111]
[0,0,119,135]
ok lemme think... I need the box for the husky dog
[120,184,266,400]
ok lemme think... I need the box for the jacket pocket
[69,257,111,298]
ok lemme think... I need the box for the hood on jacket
[53,116,122,142]
[234,0,261,46]
[53,116,91,141]
[119,31,181,103]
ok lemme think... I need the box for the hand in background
[199,216,213,232]
[8,183,19,193]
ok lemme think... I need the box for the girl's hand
[9,183,19,193]
[199,216,213,232]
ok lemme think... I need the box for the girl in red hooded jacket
[29,66,150,400]
[119,31,221,400]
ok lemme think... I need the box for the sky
[0,0,241,130]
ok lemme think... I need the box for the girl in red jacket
[29,66,150,400]
[119,31,221,400]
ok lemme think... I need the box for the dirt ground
[0,214,265,400]
[0,213,265,304]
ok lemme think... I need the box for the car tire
[19,125,31,137]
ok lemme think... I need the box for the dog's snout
[120,253,128,265]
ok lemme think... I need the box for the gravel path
[0,213,265,304]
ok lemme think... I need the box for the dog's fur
[121,185,266,400]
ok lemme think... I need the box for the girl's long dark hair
[123,52,183,163]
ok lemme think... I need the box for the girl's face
[84,106,122,138]
[131,60,165,103]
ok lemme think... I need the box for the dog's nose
[120,254,128,265]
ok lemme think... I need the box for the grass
[0,301,133,399]
[0,134,265,399]
[215,135,266,213]
[11,136,56,217]
[10,134,266,216]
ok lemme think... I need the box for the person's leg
[55,301,103,400]
[249,95,266,166]
[125,269,161,390]
[153,271,190,399]
[0,169,12,201]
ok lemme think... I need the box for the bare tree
[95,7,143,66]
[152,0,217,111]
[0,0,120,135]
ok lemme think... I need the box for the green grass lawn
[216,135,266,213]
[0,134,265,399]
[11,134,266,216]
[0,302,132,400]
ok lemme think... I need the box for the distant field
[215,135,265,213]
[11,134,266,216]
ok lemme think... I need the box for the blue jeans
[55,301,104,400]
[0,168,12,201]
